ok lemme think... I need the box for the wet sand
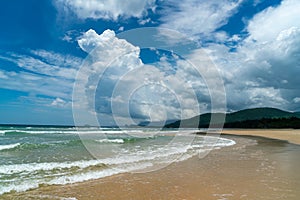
[3,131,300,200]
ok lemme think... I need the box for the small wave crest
[0,160,108,175]
[0,133,236,196]
[0,143,20,151]
[95,139,124,144]
[1,129,136,136]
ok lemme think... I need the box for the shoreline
[221,128,300,145]
[2,129,300,199]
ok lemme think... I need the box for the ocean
[0,126,235,196]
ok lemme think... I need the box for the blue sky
[0,0,300,125]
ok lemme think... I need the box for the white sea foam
[0,146,189,175]
[1,129,134,135]
[2,130,79,134]
[28,195,78,200]
[0,143,20,151]
[0,140,208,175]
[0,181,39,195]
[95,139,125,144]
[0,128,190,136]
[48,162,153,185]
[0,160,104,174]
[0,162,153,195]
[0,132,236,196]
[0,130,6,136]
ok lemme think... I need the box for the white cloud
[78,29,141,56]
[155,28,196,46]
[203,0,300,111]
[30,49,82,68]
[56,0,156,20]
[17,95,70,108]
[181,48,227,112]
[74,29,214,125]
[61,30,77,43]
[62,34,72,42]
[51,97,70,108]
[16,56,77,79]
[247,0,300,42]
[293,97,300,103]
[0,50,82,102]
[159,0,243,39]
[0,71,8,79]
[74,29,144,125]
[1,50,82,80]
[248,87,288,108]
[0,69,73,99]
[138,18,151,25]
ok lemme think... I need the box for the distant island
[164,107,300,129]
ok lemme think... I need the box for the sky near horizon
[0,0,299,125]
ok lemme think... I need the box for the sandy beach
[2,0,300,198]
[222,129,300,145]
[3,130,300,200]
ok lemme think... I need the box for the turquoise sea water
[0,126,235,195]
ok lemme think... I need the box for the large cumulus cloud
[206,0,300,111]
[73,29,218,125]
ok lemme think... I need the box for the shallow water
[0,126,234,196]
[2,133,300,199]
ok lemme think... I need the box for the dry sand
[221,129,300,145]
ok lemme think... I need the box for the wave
[2,131,31,136]
[191,137,236,149]
[1,129,142,136]
[3,130,79,135]
[0,138,235,194]
[0,127,181,136]
[0,144,191,175]
[95,139,125,144]
[0,140,81,152]
[0,143,20,151]
[20,143,52,150]
[0,143,54,152]
[94,136,153,144]
[0,160,107,175]
[0,157,152,195]
[0,162,152,195]
[0,134,236,196]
